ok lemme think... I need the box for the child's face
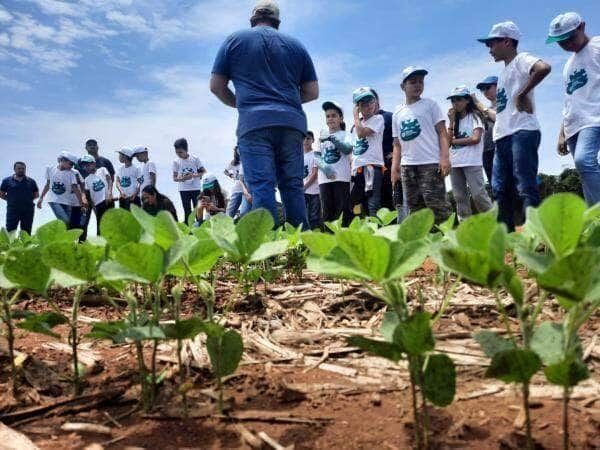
[325,109,342,131]
[450,96,468,112]
[59,159,73,170]
[118,153,129,164]
[85,163,97,174]
[486,38,511,62]
[303,136,314,152]
[401,75,425,98]
[480,84,497,103]
[135,152,148,162]
[358,97,377,118]
[175,148,188,159]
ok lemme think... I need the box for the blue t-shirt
[0,176,39,210]
[212,26,318,138]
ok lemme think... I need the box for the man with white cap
[210,0,319,228]
[37,151,87,225]
[478,21,551,231]
[133,146,157,192]
[550,12,600,206]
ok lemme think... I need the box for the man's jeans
[49,202,72,224]
[238,127,308,229]
[6,207,34,235]
[567,126,600,206]
[304,193,321,230]
[226,191,252,219]
[493,130,541,231]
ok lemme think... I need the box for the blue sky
[0,0,598,228]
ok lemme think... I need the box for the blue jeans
[493,130,541,231]
[304,194,321,230]
[238,127,308,228]
[49,202,72,224]
[226,191,252,218]
[567,126,600,206]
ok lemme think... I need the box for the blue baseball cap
[447,85,471,100]
[476,75,498,90]
[352,87,376,105]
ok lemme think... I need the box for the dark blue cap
[476,75,498,89]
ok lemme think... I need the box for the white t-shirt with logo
[449,113,485,168]
[562,36,600,139]
[138,161,157,191]
[303,151,319,195]
[392,98,446,165]
[172,155,204,191]
[352,114,385,170]
[45,166,78,205]
[85,167,111,206]
[493,52,541,142]
[318,130,352,184]
[226,162,244,195]
[67,169,85,206]
[118,165,141,198]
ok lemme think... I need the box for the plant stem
[415,357,430,449]
[2,295,17,396]
[522,382,534,450]
[217,374,224,414]
[494,290,517,344]
[408,359,423,450]
[71,285,84,396]
[562,385,569,450]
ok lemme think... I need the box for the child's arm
[115,176,125,198]
[106,173,114,202]
[304,167,318,190]
[313,151,335,180]
[451,128,483,147]
[73,184,88,208]
[391,138,402,186]
[435,121,451,177]
[37,181,50,209]
[516,59,551,113]
[353,106,375,139]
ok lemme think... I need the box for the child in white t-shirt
[115,147,141,211]
[172,137,206,223]
[391,67,452,223]
[224,146,252,219]
[446,86,492,221]
[302,131,321,229]
[351,87,385,217]
[133,146,157,192]
[80,155,113,231]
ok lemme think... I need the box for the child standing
[80,155,113,232]
[133,146,157,192]
[351,87,385,217]
[172,137,206,223]
[303,131,321,229]
[116,147,141,210]
[446,85,493,221]
[317,101,353,226]
[391,66,452,223]
[224,146,252,219]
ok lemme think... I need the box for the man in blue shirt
[210,0,319,228]
[0,162,39,235]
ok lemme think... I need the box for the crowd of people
[1,3,598,237]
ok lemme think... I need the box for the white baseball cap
[57,151,79,164]
[132,145,150,155]
[401,66,428,83]
[202,173,217,189]
[447,85,471,99]
[478,21,522,43]
[116,147,134,158]
[547,12,582,44]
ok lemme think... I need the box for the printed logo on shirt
[353,138,369,156]
[323,146,341,164]
[138,175,144,185]
[120,176,132,188]
[92,180,105,192]
[51,181,66,195]
[566,68,588,95]
[451,131,470,149]
[303,165,309,178]
[400,119,421,141]
[181,167,195,176]
[496,88,508,113]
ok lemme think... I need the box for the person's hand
[36,199,43,209]
[439,157,451,177]
[199,198,208,208]
[244,193,252,203]
[515,92,533,113]
[447,107,455,120]
[353,104,360,120]
[557,134,569,156]
[391,166,400,186]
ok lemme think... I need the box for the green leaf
[501,266,524,305]
[474,330,515,358]
[438,247,491,286]
[526,193,587,258]
[99,260,149,283]
[235,209,274,261]
[249,239,289,263]
[394,312,434,356]
[423,354,456,407]
[374,224,400,241]
[347,336,403,362]
[115,243,164,283]
[514,248,554,274]
[165,235,198,271]
[16,312,68,338]
[544,357,589,387]
[376,208,398,226]
[301,232,337,257]
[530,322,565,366]
[168,234,222,277]
[4,247,50,292]
[162,317,207,340]
[0,265,16,289]
[42,242,102,284]
[125,324,166,341]
[455,209,502,255]
[380,311,400,342]
[398,209,434,242]
[336,230,390,281]
[436,213,456,234]
[485,348,541,383]
[35,220,81,245]
[130,206,181,251]
[206,329,244,378]
[85,321,128,343]
[306,248,369,281]
[385,239,429,280]
[99,208,142,249]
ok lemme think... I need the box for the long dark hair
[231,146,240,166]
[453,96,486,139]
[200,180,226,209]
[142,185,169,205]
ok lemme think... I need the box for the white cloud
[105,10,151,34]
[0,5,13,23]
[0,74,31,91]
[22,0,85,17]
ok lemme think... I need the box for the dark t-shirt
[0,176,39,210]
[95,156,115,177]
[212,26,318,138]
[379,109,394,165]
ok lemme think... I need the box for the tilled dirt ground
[1,266,599,450]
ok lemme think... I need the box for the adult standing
[0,162,39,235]
[477,21,551,231]
[210,0,319,228]
[86,139,115,181]
[550,12,600,206]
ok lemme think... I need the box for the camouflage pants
[401,164,452,224]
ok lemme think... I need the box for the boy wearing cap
[478,21,551,231]
[133,146,157,192]
[38,152,87,225]
[549,12,600,206]
[351,87,386,217]
[391,67,452,224]
[172,138,206,223]
[303,131,321,229]
[474,75,498,185]
[81,156,113,232]
[116,147,141,211]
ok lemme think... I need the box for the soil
[1,272,599,450]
